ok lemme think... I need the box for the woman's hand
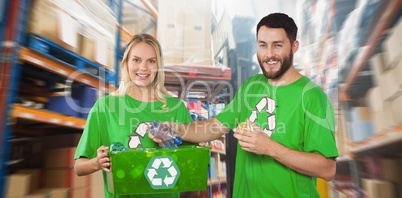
[96,145,111,172]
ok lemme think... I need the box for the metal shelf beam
[19,47,117,94]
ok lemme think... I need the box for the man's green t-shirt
[74,94,193,198]
[216,74,339,197]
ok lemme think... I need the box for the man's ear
[292,40,299,54]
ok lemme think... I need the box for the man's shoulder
[242,74,267,85]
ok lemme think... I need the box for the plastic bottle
[148,121,182,149]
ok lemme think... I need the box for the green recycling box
[106,145,210,195]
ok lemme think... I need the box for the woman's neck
[126,85,157,102]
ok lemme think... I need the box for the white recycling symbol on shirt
[145,156,180,189]
[128,122,149,148]
[248,97,276,137]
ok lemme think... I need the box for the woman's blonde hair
[111,33,170,109]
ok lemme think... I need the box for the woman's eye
[149,60,156,63]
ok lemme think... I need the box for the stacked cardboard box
[28,0,117,71]
[157,0,212,66]
[367,19,402,134]
[362,179,396,198]
[380,158,402,198]
[348,107,375,142]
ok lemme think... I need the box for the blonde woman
[74,34,192,198]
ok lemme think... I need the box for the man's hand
[233,121,274,155]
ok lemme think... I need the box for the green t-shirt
[216,74,339,198]
[74,94,193,198]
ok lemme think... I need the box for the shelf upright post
[349,158,362,198]
[0,0,10,44]
[114,0,123,87]
[0,0,31,197]
[341,100,362,198]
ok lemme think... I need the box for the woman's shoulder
[165,96,184,105]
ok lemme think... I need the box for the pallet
[27,34,116,83]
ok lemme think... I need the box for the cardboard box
[368,87,395,133]
[362,179,396,198]
[5,174,31,197]
[44,147,76,168]
[90,170,105,198]
[158,0,212,66]
[183,0,211,66]
[370,53,387,86]
[44,168,90,188]
[24,189,51,198]
[16,169,43,193]
[380,158,402,183]
[44,168,91,188]
[157,0,185,65]
[378,69,402,101]
[42,134,82,150]
[36,188,69,198]
[383,18,402,68]
[28,0,79,53]
[70,187,90,198]
[349,107,375,142]
[390,95,402,124]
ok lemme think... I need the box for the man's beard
[258,49,293,79]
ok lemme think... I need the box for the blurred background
[0,0,401,197]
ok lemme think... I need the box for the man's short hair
[256,13,298,44]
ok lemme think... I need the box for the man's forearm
[178,118,230,143]
[268,141,336,181]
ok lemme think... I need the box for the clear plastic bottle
[148,121,182,149]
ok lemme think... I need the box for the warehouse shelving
[298,0,401,197]
[12,104,86,130]
[19,47,117,94]
[334,0,401,197]
[1,0,231,198]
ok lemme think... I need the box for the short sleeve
[303,88,339,158]
[74,100,104,160]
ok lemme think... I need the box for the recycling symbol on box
[145,156,180,189]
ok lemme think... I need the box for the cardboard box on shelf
[383,19,402,69]
[370,53,388,86]
[28,0,80,53]
[44,147,76,168]
[380,158,402,183]
[378,69,402,101]
[390,95,402,124]
[183,0,211,66]
[5,174,31,197]
[362,179,396,198]
[69,187,90,198]
[23,190,50,198]
[158,0,212,66]
[367,87,395,133]
[15,169,42,193]
[157,0,185,65]
[90,170,105,198]
[36,188,69,198]
[349,107,375,142]
[41,134,82,150]
[44,168,90,188]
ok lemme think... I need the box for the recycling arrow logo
[145,156,180,189]
[249,97,277,137]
